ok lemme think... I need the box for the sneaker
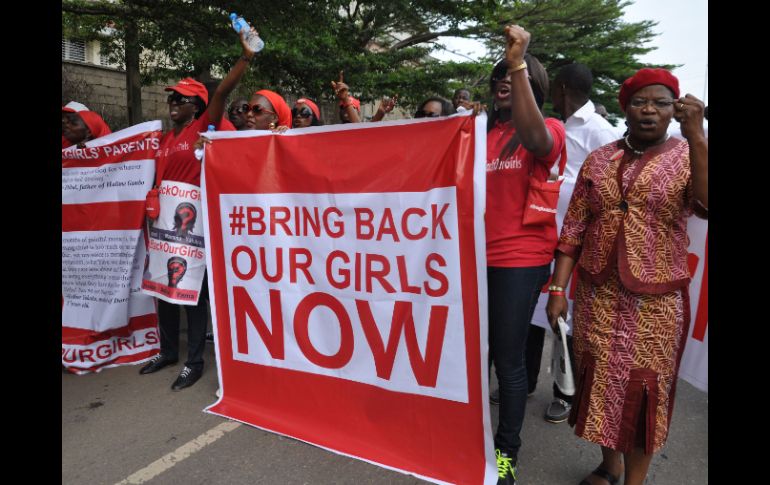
[171,366,202,391]
[205,332,214,342]
[139,354,178,375]
[495,448,517,484]
[544,398,572,423]
[490,387,500,405]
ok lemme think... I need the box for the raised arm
[675,94,708,212]
[504,25,553,157]
[207,28,259,125]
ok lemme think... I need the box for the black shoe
[490,387,500,405]
[139,354,178,375]
[544,398,572,423]
[171,366,202,391]
[495,449,517,484]
[205,332,214,342]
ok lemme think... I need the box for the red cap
[62,101,89,113]
[255,89,292,128]
[296,98,321,120]
[339,96,360,111]
[165,77,209,105]
[618,68,679,112]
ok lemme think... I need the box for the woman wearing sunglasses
[227,98,251,130]
[292,98,323,128]
[485,25,566,484]
[414,96,455,119]
[244,90,292,132]
[139,27,259,391]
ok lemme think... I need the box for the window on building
[62,38,86,63]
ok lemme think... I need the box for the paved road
[63,326,707,485]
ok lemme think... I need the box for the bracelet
[240,55,253,63]
[548,285,565,292]
[507,61,527,73]
[549,291,566,296]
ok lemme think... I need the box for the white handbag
[550,316,575,396]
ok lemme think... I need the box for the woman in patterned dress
[546,68,707,485]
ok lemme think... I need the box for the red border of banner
[204,117,485,483]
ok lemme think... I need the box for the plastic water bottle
[229,13,265,53]
[194,124,215,161]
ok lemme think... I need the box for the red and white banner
[141,180,206,305]
[62,121,161,374]
[531,182,709,392]
[202,114,496,484]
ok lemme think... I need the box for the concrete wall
[62,60,171,131]
[62,61,410,132]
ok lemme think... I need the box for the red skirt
[568,267,690,454]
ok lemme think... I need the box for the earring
[269,121,277,129]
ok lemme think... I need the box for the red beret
[618,68,679,112]
[165,77,209,105]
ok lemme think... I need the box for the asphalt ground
[62,321,707,485]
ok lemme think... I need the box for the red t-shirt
[485,117,566,267]
[157,111,233,186]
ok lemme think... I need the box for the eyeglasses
[167,93,194,105]
[247,103,276,116]
[415,111,441,118]
[628,98,675,110]
[229,104,250,115]
[291,107,313,119]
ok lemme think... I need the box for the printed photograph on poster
[142,180,206,305]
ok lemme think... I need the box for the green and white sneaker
[495,448,517,484]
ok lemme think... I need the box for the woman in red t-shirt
[139,28,260,391]
[486,25,566,484]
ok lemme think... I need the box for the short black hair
[415,96,455,117]
[555,63,593,99]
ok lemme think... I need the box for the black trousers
[488,264,550,460]
[157,277,209,371]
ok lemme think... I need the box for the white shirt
[553,99,619,234]
[553,99,619,184]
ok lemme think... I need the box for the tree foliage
[62,0,674,122]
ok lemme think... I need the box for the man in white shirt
[529,63,618,423]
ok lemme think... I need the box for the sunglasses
[247,103,276,116]
[229,104,250,115]
[415,110,441,118]
[291,107,313,119]
[167,93,194,105]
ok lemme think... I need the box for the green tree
[62,0,671,125]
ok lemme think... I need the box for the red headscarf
[79,111,112,140]
[296,98,321,120]
[618,68,680,112]
[62,111,112,148]
[339,96,361,111]
[255,89,292,128]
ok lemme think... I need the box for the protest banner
[141,180,206,305]
[202,114,497,484]
[62,121,161,374]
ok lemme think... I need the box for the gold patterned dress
[556,137,706,453]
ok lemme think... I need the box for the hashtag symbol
[229,206,246,235]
